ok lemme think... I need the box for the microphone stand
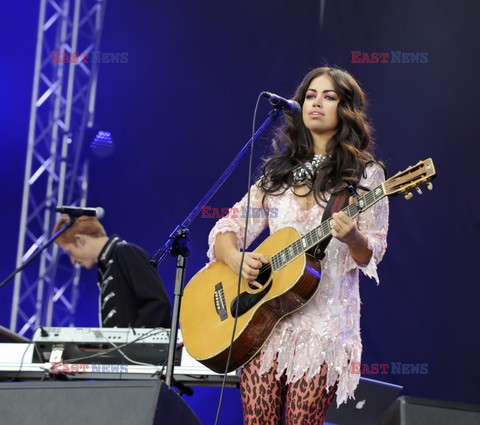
[150,106,284,388]
[0,217,78,290]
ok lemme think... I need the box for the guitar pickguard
[230,280,273,318]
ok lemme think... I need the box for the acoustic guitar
[180,159,436,373]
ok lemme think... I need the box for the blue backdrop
[1,1,479,423]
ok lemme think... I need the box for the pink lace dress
[206,163,389,406]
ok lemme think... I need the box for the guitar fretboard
[270,183,386,271]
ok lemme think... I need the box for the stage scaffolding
[10,0,107,336]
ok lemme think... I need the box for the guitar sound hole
[247,263,272,290]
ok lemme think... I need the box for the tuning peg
[427,182,433,191]
[404,192,413,200]
[415,187,423,195]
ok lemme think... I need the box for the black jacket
[97,236,171,328]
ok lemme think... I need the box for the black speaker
[0,380,201,425]
[379,396,480,425]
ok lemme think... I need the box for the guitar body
[179,227,322,373]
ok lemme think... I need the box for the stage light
[89,129,114,157]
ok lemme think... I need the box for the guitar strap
[309,189,350,262]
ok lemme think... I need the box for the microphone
[55,206,105,219]
[261,91,301,115]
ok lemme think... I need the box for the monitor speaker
[379,396,480,425]
[0,379,201,425]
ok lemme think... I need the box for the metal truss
[10,0,107,336]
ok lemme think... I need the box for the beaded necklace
[292,153,329,187]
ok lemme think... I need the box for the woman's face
[302,74,340,138]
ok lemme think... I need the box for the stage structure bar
[10,0,107,336]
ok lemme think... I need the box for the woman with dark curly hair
[207,67,389,424]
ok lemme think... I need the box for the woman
[207,67,389,424]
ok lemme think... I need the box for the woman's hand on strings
[330,211,360,245]
[331,211,372,264]
[227,251,269,288]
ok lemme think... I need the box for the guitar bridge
[214,282,228,321]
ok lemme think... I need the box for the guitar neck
[271,183,386,271]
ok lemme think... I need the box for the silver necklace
[292,153,329,186]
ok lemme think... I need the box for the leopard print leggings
[240,354,337,425]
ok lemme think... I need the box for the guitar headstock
[384,158,436,199]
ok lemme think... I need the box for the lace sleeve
[344,163,389,283]
[206,183,269,263]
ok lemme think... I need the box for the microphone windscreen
[95,207,105,219]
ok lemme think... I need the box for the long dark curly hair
[258,66,380,206]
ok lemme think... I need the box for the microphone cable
[213,92,264,425]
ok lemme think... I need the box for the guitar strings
[254,191,379,277]
[190,189,382,314]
